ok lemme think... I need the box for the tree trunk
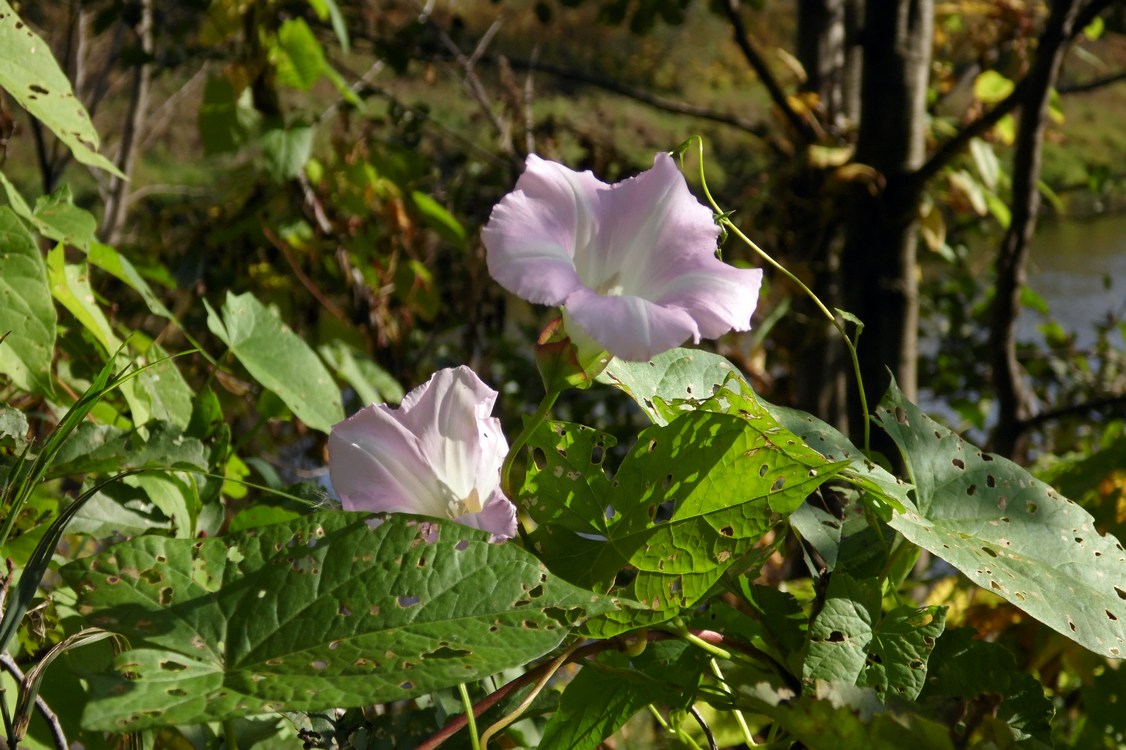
[840,0,932,435]
[777,1,866,432]
[989,0,1087,457]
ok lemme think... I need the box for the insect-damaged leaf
[61,512,615,731]
[877,381,1126,659]
[522,385,846,634]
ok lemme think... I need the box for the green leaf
[32,185,98,250]
[524,382,846,629]
[260,124,314,182]
[857,606,945,701]
[876,382,1126,659]
[540,640,707,749]
[409,190,467,249]
[973,70,1015,104]
[920,627,1053,747]
[206,291,343,433]
[47,245,121,354]
[803,573,879,688]
[308,0,350,51]
[47,421,207,479]
[766,402,910,518]
[87,243,174,320]
[197,75,261,155]
[318,340,404,406]
[968,138,1000,190]
[597,347,742,426]
[272,18,327,90]
[739,681,956,750]
[0,207,55,393]
[62,512,614,730]
[0,402,28,448]
[0,1,123,176]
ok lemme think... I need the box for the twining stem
[680,136,872,453]
[458,683,481,750]
[500,388,561,498]
[708,658,756,747]
[479,641,580,749]
[647,705,705,750]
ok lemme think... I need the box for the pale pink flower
[328,367,517,541]
[482,152,763,361]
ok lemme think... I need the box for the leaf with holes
[803,573,879,688]
[920,627,1053,746]
[61,512,613,731]
[523,406,846,632]
[858,606,946,701]
[597,347,741,425]
[876,381,1126,659]
[0,1,122,175]
[767,402,910,518]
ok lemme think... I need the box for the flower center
[447,487,483,519]
[595,271,624,297]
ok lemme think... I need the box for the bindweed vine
[1,39,1123,743]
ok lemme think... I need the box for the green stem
[501,389,561,498]
[458,683,481,750]
[223,719,239,750]
[708,658,757,747]
[681,136,871,453]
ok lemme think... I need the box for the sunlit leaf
[973,70,1014,104]
[0,0,122,175]
[540,640,707,749]
[62,512,614,730]
[877,382,1126,659]
[524,382,846,630]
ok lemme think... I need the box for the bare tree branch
[100,0,154,243]
[1019,393,1126,432]
[911,0,1115,191]
[501,55,769,138]
[989,0,1089,456]
[721,0,820,143]
[1059,69,1126,94]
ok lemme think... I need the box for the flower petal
[455,489,519,541]
[482,155,599,305]
[576,153,721,296]
[327,406,448,518]
[656,265,763,339]
[397,367,507,502]
[564,286,700,362]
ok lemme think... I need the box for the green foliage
[206,291,344,433]
[877,382,1126,659]
[0,207,55,394]
[62,512,613,731]
[0,0,121,175]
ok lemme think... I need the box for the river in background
[1019,213,1126,346]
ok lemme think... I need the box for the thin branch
[506,55,768,137]
[912,0,1115,189]
[720,0,820,143]
[417,7,514,157]
[1018,393,1126,432]
[1059,69,1126,94]
[0,655,67,750]
[100,0,154,243]
[261,226,350,324]
[688,705,719,750]
[139,64,208,149]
